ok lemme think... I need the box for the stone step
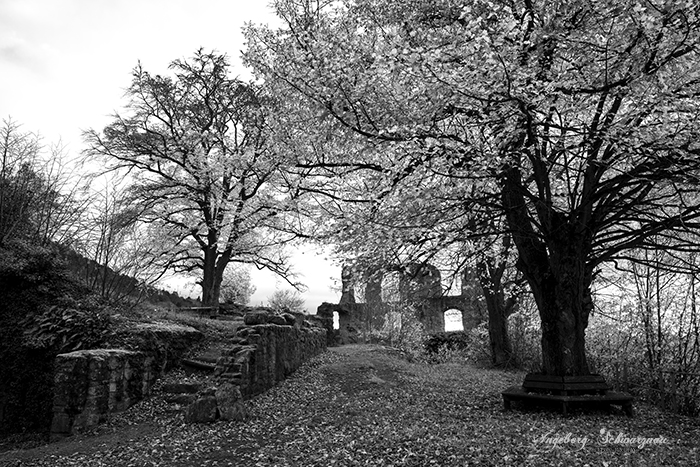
[181,358,217,372]
[163,393,198,405]
[195,355,220,364]
[162,382,202,394]
[161,382,203,405]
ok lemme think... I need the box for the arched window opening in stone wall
[332,311,340,330]
[444,309,464,332]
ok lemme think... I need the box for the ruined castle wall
[50,349,157,437]
[213,317,327,400]
[185,312,327,423]
[50,323,202,438]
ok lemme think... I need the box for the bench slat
[502,386,634,416]
[522,381,609,391]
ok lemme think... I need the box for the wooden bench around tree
[179,306,219,319]
[502,373,634,416]
[502,386,634,416]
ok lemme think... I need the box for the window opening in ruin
[444,309,464,332]
[333,311,340,330]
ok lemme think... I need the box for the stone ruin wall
[51,349,158,437]
[50,323,203,439]
[51,312,329,435]
[319,264,486,344]
[184,310,328,423]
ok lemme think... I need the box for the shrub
[391,314,427,360]
[422,324,494,366]
[22,299,112,354]
[0,241,113,433]
[0,241,71,433]
[423,331,471,355]
[369,305,427,360]
[507,308,542,371]
[0,240,71,299]
[586,307,700,417]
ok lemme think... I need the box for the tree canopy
[1,118,85,248]
[85,50,301,305]
[245,0,700,375]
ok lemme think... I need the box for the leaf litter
[1,344,698,466]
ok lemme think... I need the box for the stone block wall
[115,322,205,371]
[51,323,202,438]
[50,349,157,437]
[233,322,327,398]
[185,312,327,423]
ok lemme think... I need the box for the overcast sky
[0,0,341,310]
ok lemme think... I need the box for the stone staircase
[158,310,328,424]
[181,354,218,373]
[161,382,201,405]
[159,346,222,409]
[158,345,247,423]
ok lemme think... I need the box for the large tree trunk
[526,246,592,376]
[484,289,513,368]
[201,245,218,306]
[199,221,236,307]
[502,166,593,376]
[200,241,229,307]
[201,263,226,306]
[476,259,515,368]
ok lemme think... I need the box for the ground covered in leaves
[1,344,698,466]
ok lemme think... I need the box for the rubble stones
[268,314,287,325]
[184,394,218,423]
[243,310,270,325]
[281,313,297,326]
[215,383,246,421]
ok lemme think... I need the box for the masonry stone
[318,263,486,344]
[243,310,271,325]
[50,324,202,439]
[215,382,246,421]
[184,310,327,424]
[184,394,218,423]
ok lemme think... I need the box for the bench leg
[561,402,568,416]
[503,397,511,411]
[623,402,634,417]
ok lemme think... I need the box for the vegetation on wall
[0,241,85,432]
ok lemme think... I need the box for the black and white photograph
[1,1,700,465]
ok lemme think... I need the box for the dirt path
[1,344,698,466]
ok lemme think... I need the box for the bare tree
[71,175,172,302]
[0,117,87,248]
[220,265,256,305]
[268,289,305,313]
[84,50,301,306]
